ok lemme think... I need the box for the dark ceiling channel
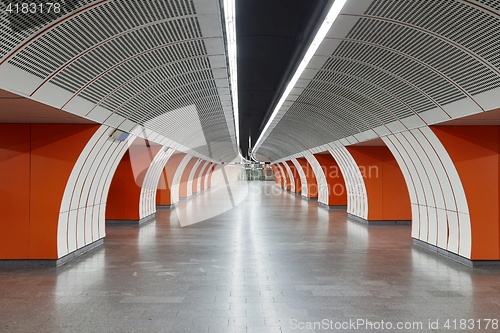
[236,0,332,159]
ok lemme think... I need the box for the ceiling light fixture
[223,0,240,151]
[252,0,348,157]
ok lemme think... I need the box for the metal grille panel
[1,0,237,161]
[257,0,500,161]
[0,0,97,61]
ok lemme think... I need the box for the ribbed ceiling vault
[0,0,238,162]
[2,0,500,164]
[254,0,500,162]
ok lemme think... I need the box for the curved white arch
[275,163,287,189]
[57,124,135,258]
[271,165,282,187]
[303,152,328,205]
[291,158,308,197]
[383,127,471,258]
[196,161,211,193]
[139,147,175,219]
[282,162,295,192]
[328,146,368,219]
[186,159,202,198]
[171,154,193,204]
[208,165,221,187]
[204,163,214,189]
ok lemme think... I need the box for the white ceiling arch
[0,0,239,162]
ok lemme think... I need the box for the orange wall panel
[432,126,500,260]
[279,166,285,187]
[272,165,282,186]
[30,124,98,258]
[0,124,31,259]
[276,166,286,188]
[106,151,141,220]
[381,148,412,220]
[279,165,286,188]
[347,146,410,221]
[1,124,98,259]
[106,143,162,220]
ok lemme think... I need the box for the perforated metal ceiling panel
[0,0,97,59]
[0,0,237,162]
[254,0,500,162]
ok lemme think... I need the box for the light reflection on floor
[1,181,500,333]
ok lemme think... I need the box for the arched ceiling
[0,0,238,162]
[253,0,500,162]
[1,0,500,164]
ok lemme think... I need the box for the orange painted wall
[0,124,98,259]
[432,126,500,260]
[347,146,411,221]
[106,151,141,220]
[314,153,347,206]
[31,124,98,258]
[272,165,282,186]
[179,158,197,198]
[281,162,292,191]
[296,158,318,198]
[192,161,207,194]
[279,165,287,188]
[280,165,286,188]
[0,124,31,259]
[157,152,185,205]
[106,142,161,220]
[286,161,302,193]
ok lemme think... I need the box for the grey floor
[1,182,500,333]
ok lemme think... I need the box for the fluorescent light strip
[223,0,240,151]
[252,0,348,157]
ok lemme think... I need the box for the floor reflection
[1,181,500,332]
[176,181,249,227]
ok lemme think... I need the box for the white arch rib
[57,124,135,258]
[303,152,329,206]
[328,146,368,219]
[171,154,193,204]
[139,147,175,219]
[383,127,471,258]
[186,159,202,198]
[282,162,296,192]
[291,158,308,197]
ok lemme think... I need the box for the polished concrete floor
[1,181,500,333]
